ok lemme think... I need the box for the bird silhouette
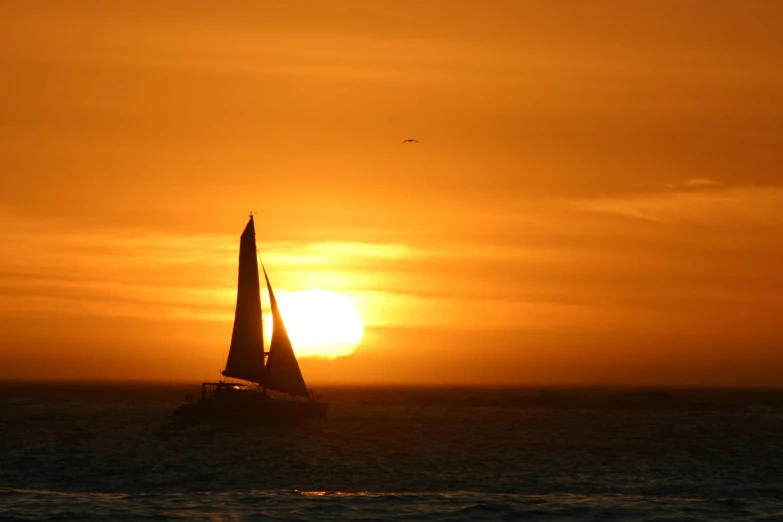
[402,138,419,144]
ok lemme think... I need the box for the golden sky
[1,1,782,386]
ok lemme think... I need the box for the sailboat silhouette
[175,215,328,422]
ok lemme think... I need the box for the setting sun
[265,289,364,359]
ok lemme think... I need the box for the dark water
[1,383,782,521]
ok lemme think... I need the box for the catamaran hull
[185,217,323,421]
[174,397,328,424]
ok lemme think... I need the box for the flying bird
[402,139,419,144]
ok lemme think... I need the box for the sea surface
[1,383,782,521]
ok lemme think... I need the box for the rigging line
[256,242,270,361]
[254,216,270,394]
[254,230,270,393]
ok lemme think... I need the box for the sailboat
[174,215,328,422]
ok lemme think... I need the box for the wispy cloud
[576,184,783,225]
[0,208,603,332]
[663,178,722,189]
[263,242,416,267]
[0,209,424,325]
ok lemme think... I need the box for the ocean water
[1,384,782,521]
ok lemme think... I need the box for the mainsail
[262,265,310,398]
[222,216,266,383]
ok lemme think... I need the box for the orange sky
[1,1,782,386]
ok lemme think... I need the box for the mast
[261,264,310,398]
[222,215,266,383]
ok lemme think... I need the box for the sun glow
[265,289,364,359]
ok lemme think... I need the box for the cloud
[576,184,783,225]
[664,178,722,189]
[0,205,607,332]
[263,242,417,267]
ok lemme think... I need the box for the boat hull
[174,389,327,424]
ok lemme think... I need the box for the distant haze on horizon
[1,1,782,387]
